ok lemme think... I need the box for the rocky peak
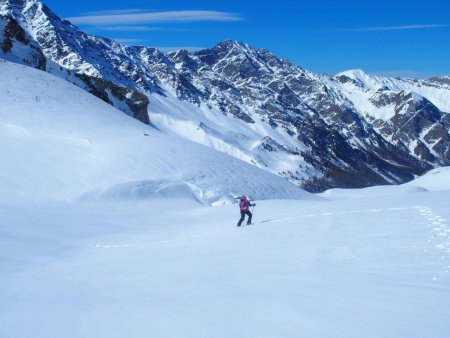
[193,40,250,67]
[334,74,359,85]
[167,49,200,72]
[335,69,385,90]
[337,68,368,79]
[196,40,291,83]
[211,40,250,55]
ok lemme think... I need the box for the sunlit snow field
[2,186,450,338]
[1,60,450,337]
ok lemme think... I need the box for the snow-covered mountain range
[1,0,450,191]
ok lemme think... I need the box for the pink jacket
[240,197,251,212]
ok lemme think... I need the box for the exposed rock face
[0,14,45,69]
[75,74,150,124]
[1,0,449,191]
[368,92,450,164]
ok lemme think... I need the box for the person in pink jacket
[237,195,256,226]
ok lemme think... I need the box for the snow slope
[404,167,450,191]
[0,59,310,205]
[1,59,450,338]
[147,84,315,179]
[1,180,450,338]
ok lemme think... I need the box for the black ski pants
[237,210,252,226]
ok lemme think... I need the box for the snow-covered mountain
[1,0,450,191]
[333,70,450,164]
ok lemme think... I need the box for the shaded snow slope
[0,60,310,205]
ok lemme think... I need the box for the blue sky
[44,0,449,78]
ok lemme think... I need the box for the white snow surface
[2,181,450,337]
[1,60,450,338]
[404,167,450,191]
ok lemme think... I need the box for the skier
[237,195,256,227]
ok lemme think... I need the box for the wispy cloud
[67,10,243,25]
[353,24,448,32]
[98,25,164,32]
[325,24,448,33]
[81,9,147,16]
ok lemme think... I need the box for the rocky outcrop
[0,15,45,69]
